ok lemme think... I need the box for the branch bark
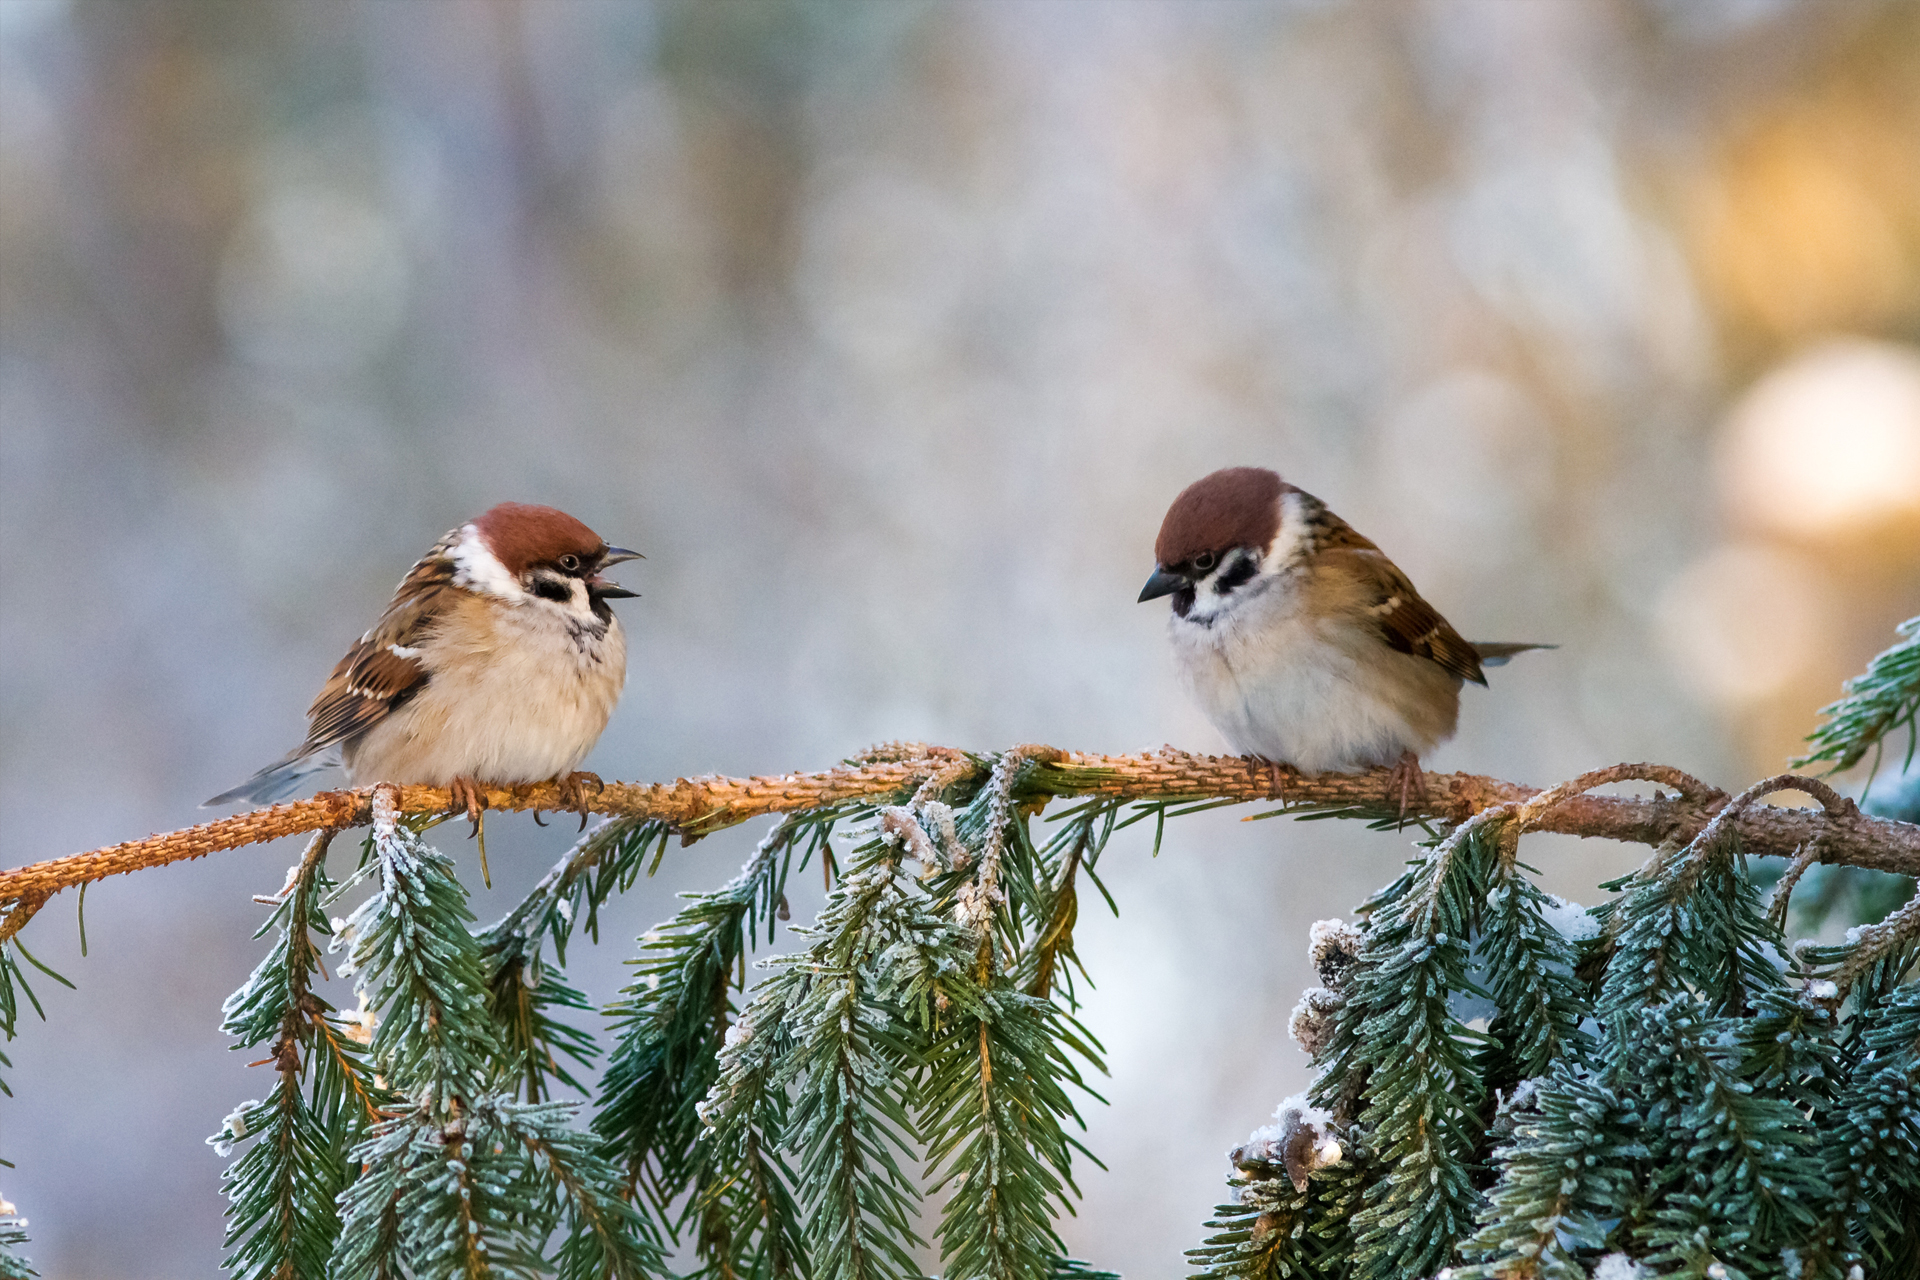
[3,749,1915,910]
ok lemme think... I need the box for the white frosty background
[3,1,1918,1275]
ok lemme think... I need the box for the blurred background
[3,0,1919,1275]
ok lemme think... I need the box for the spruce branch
[485,816,676,970]
[1613,997,1831,1276]
[779,840,932,1280]
[698,966,812,1280]
[1186,1107,1362,1280]
[1808,982,1920,1277]
[212,829,383,1280]
[1591,776,1814,1026]
[490,1099,667,1280]
[0,895,46,949]
[340,789,498,1114]
[475,815,679,1105]
[0,1201,33,1280]
[1321,822,1498,1280]
[1021,798,1121,1002]
[15,753,1920,913]
[10,628,1920,1280]
[483,948,599,1104]
[1049,1260,1122,1280]
[0,944,42,1101]
[702,810,947,1280]
[1455,1068,1636,1280]
[1807,878,1920,1000]
[1796,615,1920,783]
[595,814,822,1227]
[1474,865,1590,1088]
[330,790,671,1278]
[916,752,1109,1280]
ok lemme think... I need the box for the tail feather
[1470,641,1557,668]
[203,747,337,808]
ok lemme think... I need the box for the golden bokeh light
[1718,338,1920,541]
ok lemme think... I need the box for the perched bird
[207,502,640,827]
[1138,467,1549,808]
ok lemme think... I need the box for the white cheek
[523,574,599,622]
[1181,548,1267,622]
[1261,491,1313,574]
[449,525,526,601]
[567,579,596,619]
[1183,579,1234,622]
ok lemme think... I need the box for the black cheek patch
[1214,557,1258,595]
[531,576,573,604]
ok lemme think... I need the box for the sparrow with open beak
[1139,467,1549,810]
[208,502,641,834]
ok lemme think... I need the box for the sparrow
[1138,467,1549,809]
[207,502,640,829]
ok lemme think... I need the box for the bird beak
[1137,566,1187,603]
[591,546,642,598]
[590,578,639,599]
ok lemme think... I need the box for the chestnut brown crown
[473,502,609,575]
[1153,466,1286,568]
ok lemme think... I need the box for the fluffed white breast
[1168,572,1460,774]
[342,590,626,787]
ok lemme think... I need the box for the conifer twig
[1767,840,1827,929]
[7,751,1918,912]
[1829,882,1920,997]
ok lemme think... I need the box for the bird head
[460,502,642,623]
[1138,467,1286,620]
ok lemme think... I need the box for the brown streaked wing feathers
[301,543,457,752]
[1319,544,1486,686]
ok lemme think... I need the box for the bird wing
[1317,544,1487,687]
[301,546,458,753]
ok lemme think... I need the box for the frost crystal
[208,1101,258,1159]
[1539,894,1600,941]
[1288,986,1344,1057]
[919,801,966,868]
[1231,1095,1344,1191]
[1592,1254,1648,1280]
[1307,918,1364,989]
[342,991,378,1045]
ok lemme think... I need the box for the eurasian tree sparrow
[1138,467,1548,807]
[207,502,640,824]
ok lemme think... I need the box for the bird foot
[448,775,490,833]
[1386,751,1426,826]
[555,771,605,831]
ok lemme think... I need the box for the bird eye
[1192,551,1218,573]
[558,554,581,572]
